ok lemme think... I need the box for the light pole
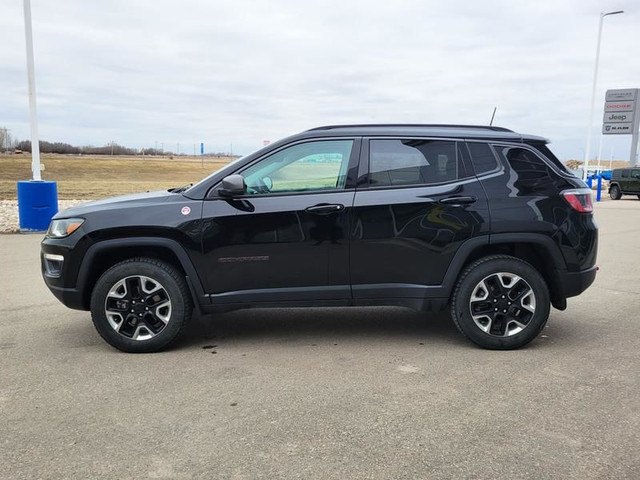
[583,10,624,181]
[18,0,58,232]
[23,0,41,180]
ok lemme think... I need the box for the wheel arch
[77,238,206,310]
[443,234,567,310]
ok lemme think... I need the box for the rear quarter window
[525,141,570,174]
[494,145,569,195]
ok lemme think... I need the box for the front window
[241,140,353,195]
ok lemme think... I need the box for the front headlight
[47,218,85,238]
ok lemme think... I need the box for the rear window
[368,139,463,187]
[466,142,499,175]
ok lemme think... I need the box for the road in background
[1,200,639,479]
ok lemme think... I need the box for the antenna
[489,107,497,126]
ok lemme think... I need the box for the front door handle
[439,196,477,206]
[305,203,345,215]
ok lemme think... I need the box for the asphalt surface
[1,199,639,480]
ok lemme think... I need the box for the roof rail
[306,124,514,133]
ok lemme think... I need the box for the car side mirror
[219,174,246,197]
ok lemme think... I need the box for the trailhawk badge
[181,206,191,215]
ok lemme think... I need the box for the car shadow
[178,306,468,349]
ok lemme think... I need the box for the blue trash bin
[17,180,58,232]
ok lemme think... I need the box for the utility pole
[177,142,180,155]
[161,142,164,155]
[110,140,114,156]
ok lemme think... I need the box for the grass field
[0,154,234,200]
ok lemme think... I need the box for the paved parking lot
[1,199,639,479]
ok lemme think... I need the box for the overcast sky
[1,0,639,160]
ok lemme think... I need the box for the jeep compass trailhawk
[41,125,598,352]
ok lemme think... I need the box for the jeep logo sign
[603,112,630,123]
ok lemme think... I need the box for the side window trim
[358,136,469,191]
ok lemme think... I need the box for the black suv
[41,125,598,352]
[609,168,640,200]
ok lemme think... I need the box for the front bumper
[41,233,90,311]
[45,283,86,310]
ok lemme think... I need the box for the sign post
[602,89,640,166]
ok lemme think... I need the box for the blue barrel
[17,181,59,232]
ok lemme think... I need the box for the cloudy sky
[1,0,638,160]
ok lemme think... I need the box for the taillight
[562,189,593,213]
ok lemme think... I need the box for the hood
[53,190,177,219]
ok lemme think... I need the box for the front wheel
[610,185,622,200]
[451,255,550,350]
[90,258,192,353]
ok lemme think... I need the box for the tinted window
[495,146,567,195]
[621,170,629,178]
[241,140,353,194]
[368,139,460,187]
[525,141,569,173]
[467,142,499,175]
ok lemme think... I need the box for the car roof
[292,124,547,142]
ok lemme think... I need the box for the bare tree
[0,127,13,153]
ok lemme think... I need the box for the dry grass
[0,154,234,200]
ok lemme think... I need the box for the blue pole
[596,175,602,202]
[587,176,593,189]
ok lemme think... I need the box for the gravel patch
[0,199,92,233]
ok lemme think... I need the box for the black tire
[610,185,622,200]
[451,255,550,350]
[90,258,192,353]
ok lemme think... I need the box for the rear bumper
[557,265,597,299]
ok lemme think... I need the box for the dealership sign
[602,89,639,135]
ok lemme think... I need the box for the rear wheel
[610,185,622,200]
[90,258,192,353]
[451,255,550,350]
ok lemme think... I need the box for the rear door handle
[439,196,477,206]
[305,203,345,215]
